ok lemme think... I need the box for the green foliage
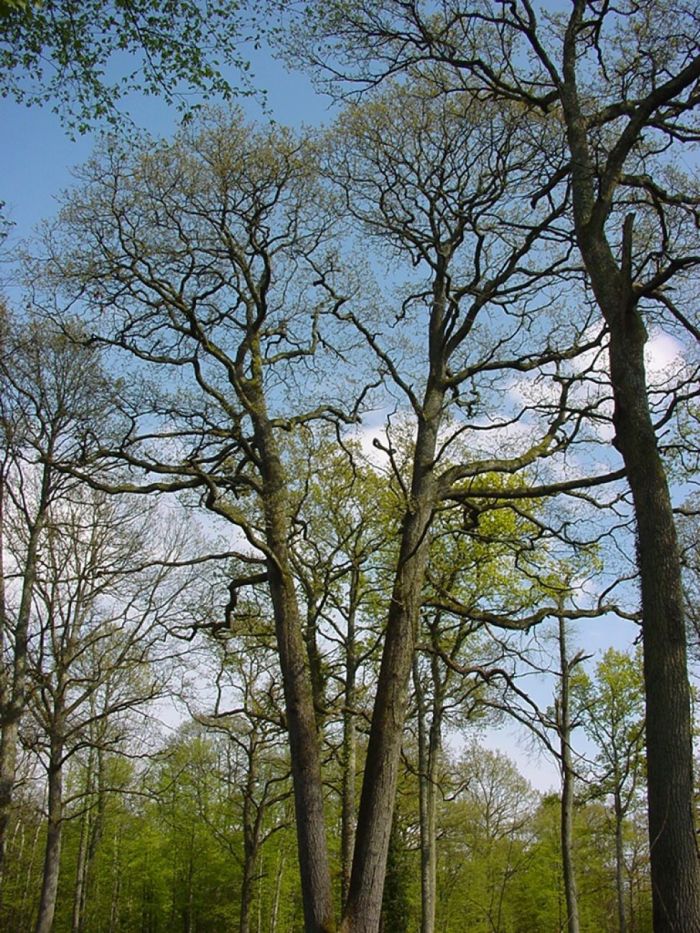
[0,0,256,132]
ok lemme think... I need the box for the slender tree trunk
[269,851,284,933]
[614,790,628,933]
[341,572,359,906]
[413,658,440,933]
[0,509,46,878]
[35,734,64,933]
[71,799,90,933]
[558,615,580,933]
[240,739,263,933]
[0,459,50,882]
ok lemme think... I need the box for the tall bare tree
[0,312,116,888]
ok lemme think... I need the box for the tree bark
[341,570,359,906]
[35,734,64,933]
[248,376,334,933]
[413,658,440,933]
[341,381,444,932]
[0,494,47,881]
[558,616,580,933]
[558,12,700,924]
[614,789,628,933]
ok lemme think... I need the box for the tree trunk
[341,570,359,906]
[35,735,64,933]
[0,458,50,882]
[341,382,444,932]
[559,20,700,922]
[614,790,628,933]
[240,737,263,933]
[604,279,699,932]
[249,382,334,933]
[0,508,46,878]
[269,852,285,933]
[413,658,440,933]
[558,616,580,933]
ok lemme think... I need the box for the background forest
[1,2,700,932]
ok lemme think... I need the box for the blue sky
[0,43,335,251]
[0,36,648,793]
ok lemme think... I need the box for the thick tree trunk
[341,383,444,932]
[607,314,700,931]
[250,389,334,932]
[559,19,700,919]
[35,736,64,933]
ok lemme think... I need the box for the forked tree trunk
[341,382,445,932]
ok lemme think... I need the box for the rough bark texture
[341,383,443,932]
[35,736,64,933]
[608,315,699,931]
[250,384,335,933]
[558,10,700,925]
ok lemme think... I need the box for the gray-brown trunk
[341,384,444,932]
[607,309,700,932]
[558,616,580,933]
[414,659,439,933]
[614,790,628,933]
[251,399,334,932]
[35,739,64,933]
[341,575,359,907]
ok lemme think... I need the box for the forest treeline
[1,2,700,932]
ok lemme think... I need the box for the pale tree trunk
[560,16,700,925]
[108,826,121,933]
[614,789,628,933]
[35,732,64,933]
[0,509,46,880]
[558,615,580,933]
[71,743,106,933]
[71,802,89,933]
[269,851,284,933]
[413,657,441,933]
[240,735,265,933]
